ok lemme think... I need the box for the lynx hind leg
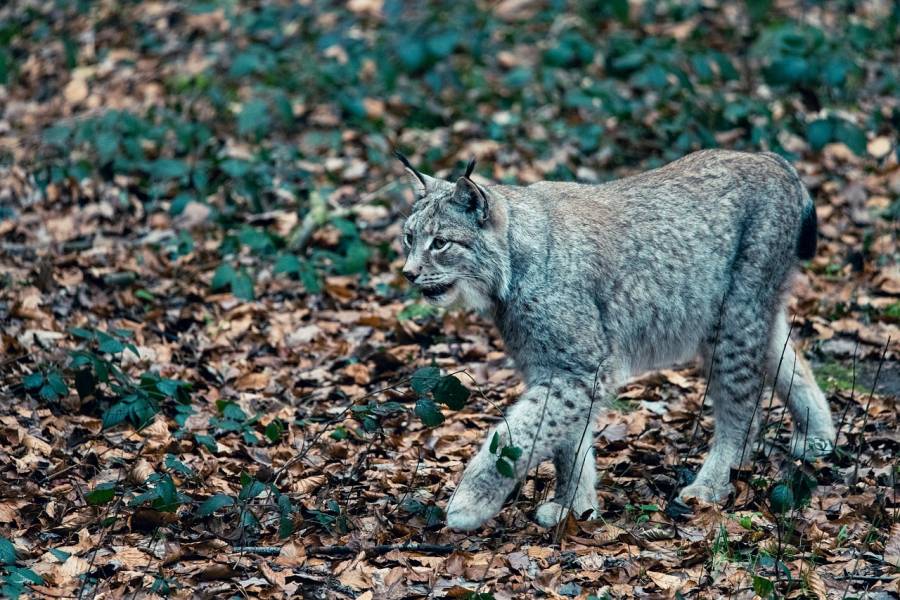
[680,299,771,504]
[769,313,836,459]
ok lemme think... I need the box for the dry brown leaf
[292,474,327,495]
[129,459,156,485]
[235,371,269,390]
[63,77,89,103]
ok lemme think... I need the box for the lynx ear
[394,151,438,199]
[452,176,489,225]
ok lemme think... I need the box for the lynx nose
[403,267,419,283]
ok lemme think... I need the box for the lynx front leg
[445,384,555,531]
[446,377,599,531]
[534,435,599,527]
[531,375,608,527]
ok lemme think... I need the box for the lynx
[397,149,835,531]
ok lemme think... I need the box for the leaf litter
[0,0,898,598]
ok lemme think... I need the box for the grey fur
[399,149,836,531]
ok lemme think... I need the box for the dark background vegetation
[0,0,897,598]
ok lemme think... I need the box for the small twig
[835,575,896,582]
[230,546,283,556]
[309,543,455,557]
[851,338,890,484]
[555,359,607,542]
[834,339,859,442]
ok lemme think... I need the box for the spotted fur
[400,149,835,530]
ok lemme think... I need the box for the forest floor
[0,1,898,599]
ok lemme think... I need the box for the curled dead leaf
[236,371,269,391]
[64,78,89,104]
[23,434,52,456]
[59,555,91,579]
[129,459,156,485]
[293,474,326,495]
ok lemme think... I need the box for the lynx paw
[789,433,834,460]
[534,500,598,528]
[445,469,515,531]
[446,501,494,531]
[678,482,732,504]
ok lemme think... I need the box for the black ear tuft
[393,150,414,170]
[464,157,476,179]
[394,150,428,192]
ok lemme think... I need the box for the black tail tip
[797,204,817,260]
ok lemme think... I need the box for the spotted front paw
[445,460,517,531]
[678,482,732,504]
[534,499,598,528]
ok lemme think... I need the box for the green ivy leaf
[273,253,301,275]
[7,565,43,585]
[231,270,255,300]
[432,375,470,410]
[0,537,16,565]
[489,431,500,454]
[39,384,59,402]
[415,398,444,428]
[46,371,68,396]
[196,494,234,517]
[752,575,774,598]
[211,263,236,291]
[806,118,833,151]
[834,119,867,155]
[98,334,125,354]
[769,483,795,513]
[69,327,95,340]
[152,475,181,512]
[237,99,271,138]
[22,372,43,390]
[164,454,194,477]
[495,457,515,478]
[265,420,284,443]
[103,401,131,429]
[765,56,809,85]
[86,483,116,506]
[278,494,296,538]
[500,445,523,461]
[149,158,189,180]
[426,31,458,59]
[410,367,441,394]
[195,434,218,453]
[49,548,71,562]
[238,474,266,501]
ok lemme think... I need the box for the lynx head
[396,153,510,313]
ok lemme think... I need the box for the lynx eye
[430,237,451,252]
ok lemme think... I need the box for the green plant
[21,367,68,402]
[814,360,856,392]
[409,367,471,428]
[0,537,43,599]
[22,328,193,430]
[488,430,523,478]
[625,503,659,524]
[130,474,189,513]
